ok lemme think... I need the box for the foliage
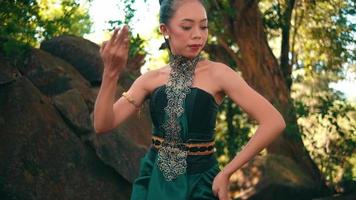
[260,0,356,78]
[284,0,355,186]
[0,0,92,48]
[205,0,356,188]
[4,0,353,191]
[0,0,40,47]
[107,0,146,59]
[292,70,356,187]
[37,0,92,42]
[215,98,255,167]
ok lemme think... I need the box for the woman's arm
[212,62,286,198]
[94,25,151,134]
[94,73,150,133]
[214,63,286,176]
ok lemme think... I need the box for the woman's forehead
[172,2,207,22]
[180,18,208,23]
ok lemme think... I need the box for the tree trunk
[280,0,295,89]
[206,0,331,194]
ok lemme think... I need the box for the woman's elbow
[94,126,105,134]
[94,124,105,134]
[277,113,286,132]
[93,122,113,134]
[264,111,286,134]
[93,113,117,134]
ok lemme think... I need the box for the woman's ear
[159,23,169,38]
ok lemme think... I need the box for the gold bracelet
[122,92,140,109]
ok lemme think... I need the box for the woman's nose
[192,27,202,39]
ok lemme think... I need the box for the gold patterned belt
[151,135,215,156]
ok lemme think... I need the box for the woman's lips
[188,44,202,51]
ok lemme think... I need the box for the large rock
[53,89,92,135]
[115,84,153,147]
[114,103,152,148]
[230,154,323,200]
[0,35,156,199]
[40,35,146,90]
[87,86,153,182]
[0,77,131,200]
[0,57,21,85]
[90,85,152,148]
[0,38,153,199]
[40,35,104,86]
[20,48,96,112]
[92,131,147,183]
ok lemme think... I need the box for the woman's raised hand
[100,25,130,78]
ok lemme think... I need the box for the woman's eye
[201,26,208,30]
[182,27,191,30]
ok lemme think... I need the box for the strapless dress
[130,84,220,200]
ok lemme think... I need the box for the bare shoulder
[207,60,235,77]
[131,65,169,94]
[204,60,240,93]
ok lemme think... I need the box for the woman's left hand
[212,170,231,200]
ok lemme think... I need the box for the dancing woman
[94,0,286,199]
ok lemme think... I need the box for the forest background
[1,0,355,199]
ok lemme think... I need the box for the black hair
[159,0,206,25]
[159,0,175,24]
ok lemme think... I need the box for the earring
[164,35,170,40]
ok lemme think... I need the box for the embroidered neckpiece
[157,53,202,181]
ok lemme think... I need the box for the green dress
[130,85,220,200]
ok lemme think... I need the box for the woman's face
[161,1,208,58]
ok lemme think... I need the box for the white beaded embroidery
[157,53,201,181]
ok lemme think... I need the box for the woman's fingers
[113,25,130,56]
[122,33,130,48]
[115,25,129,45]
[218,189,229,200]
[212,188,218,197]
[100,25,129,61]
[100,25,129,53]
[213,186,229,200]
[100,41,108,53]
[110,28,120,44]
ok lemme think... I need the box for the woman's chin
[183,51,201,59]
[171,49,202,59]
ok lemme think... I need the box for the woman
[93,0,286,199]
